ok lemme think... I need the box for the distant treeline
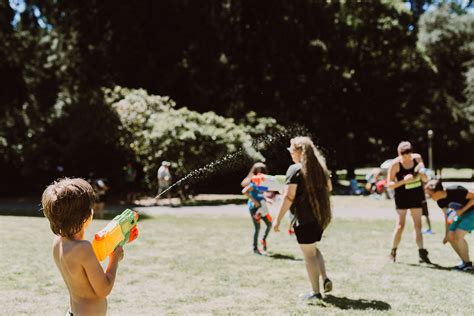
[0,0,472,194]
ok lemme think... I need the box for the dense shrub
[105,87,281,193]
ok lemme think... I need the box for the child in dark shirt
[425,179,474,271]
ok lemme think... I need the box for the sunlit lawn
[1,211,473,315]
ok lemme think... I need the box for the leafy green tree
[418,5,474,166]
[2,0,472,195]
[0,0,61,192]
[105,87,273,192]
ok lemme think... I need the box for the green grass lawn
[1,213,473,315]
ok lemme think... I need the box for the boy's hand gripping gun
[92,209,139,261]
[251,174,285,193]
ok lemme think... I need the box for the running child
[42,178,124,315]
[241,162,273,254]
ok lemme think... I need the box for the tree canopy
[1,0,472,194]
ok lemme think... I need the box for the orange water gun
[92,209,139,261]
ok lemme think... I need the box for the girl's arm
[414,154,428,182]
[274,184,297,232]
[387,161,406,190]
[327,178,333,192]
[241,176,251,188]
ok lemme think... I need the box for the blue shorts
[449,210,474,233]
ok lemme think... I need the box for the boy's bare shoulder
[412,153,422,159]
[74,240,94,254]
[59,239,94,256]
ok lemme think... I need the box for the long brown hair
[291,137,331,229]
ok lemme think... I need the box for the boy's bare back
[53,236,107,315]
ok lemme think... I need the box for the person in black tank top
[394,158,426,209]
[386,141,431,264]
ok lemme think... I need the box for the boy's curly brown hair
[42,178,96,239]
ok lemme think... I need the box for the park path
[136,181,471,222]
[137,195,447,222]
[2,180,471,220]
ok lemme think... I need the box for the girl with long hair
[274,136,333,302]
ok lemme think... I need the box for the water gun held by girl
[250,173,286,193]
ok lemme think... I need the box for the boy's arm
[458,199,474,216]
[274,184,296,231]
[81,242,123,298]
[458,191,474,216]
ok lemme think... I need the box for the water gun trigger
[128,226,139,243]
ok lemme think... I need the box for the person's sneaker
[462,262,473,271]
[253,248,262,255]
[454,261,473,271]
[419,248,432,264]
[261,239,267,251]
[323,278,333,293]
[389,248,397,263]
[299,292,323,304]
[422,229,434,235]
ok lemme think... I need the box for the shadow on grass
[264,252,303,261]
[400,262,474,274]
[323,295,391,311]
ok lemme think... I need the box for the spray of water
[154,125,311,199]
[155,150,246,199]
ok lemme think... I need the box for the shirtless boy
[42,178,124,315]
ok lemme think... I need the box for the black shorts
[394,188,425,209]
[294,221,324,244]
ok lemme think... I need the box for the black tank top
[395,158,422,193]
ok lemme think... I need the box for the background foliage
[105,86,271,193]
[0,0,472,194]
